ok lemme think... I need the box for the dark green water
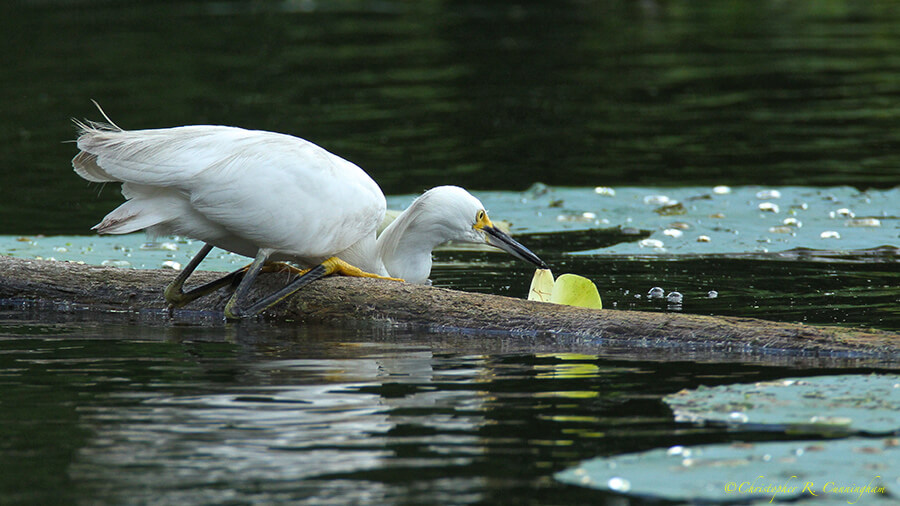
[1,0,899,504]
[0,314,891,505]
[3,0,900,234]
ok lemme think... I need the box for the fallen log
[1,255,898,363]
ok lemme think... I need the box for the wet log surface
[1,256,898,365]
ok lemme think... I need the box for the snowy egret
[72,107,547,319]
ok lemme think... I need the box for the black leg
[224,250,270,320]
[240,265,328,317]
[164,244,247,309]
[222,255,402,320]
[224,249,329,320]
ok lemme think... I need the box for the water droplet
[638,238,665,249]
[836,208,855,218]
[643,195,672,205]
[707,290,718,298]
[556,211,597,222]
[758,202,780,213]
[161,260,182,270]
[820,231,841,239]
[728,412,749,423]
[666,291,683,304]
[846,218,881,227]
[141,241,179,251]
[100,260,131,268]
[594,186,616,197]
[768,226,794,234]
[607,477,631,492]
[696,235,711,243]
[663,228,683,238]
[809,416,852,426]
[668,221,691,230]
[756,189,782,199]
[53,247,68,253]
[667,445,685,456]
[648,287,665,299]
[654,202,686,215]
[712,185,731,195]
[782,217,802,227]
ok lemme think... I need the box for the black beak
[483,226,548,269]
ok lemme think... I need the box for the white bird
[72,107,547,319]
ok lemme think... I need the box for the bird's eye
[476,210,485,222]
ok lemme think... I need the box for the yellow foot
[322,257,404,282]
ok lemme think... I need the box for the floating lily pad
[528,268,555,303]
[556,438,897,503]
[527,269,602,309]
[3,187,897,268]
[412,185,899,255]
[664,374,900,434]
[550,274,603,309]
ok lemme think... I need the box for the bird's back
[74,123,386,264]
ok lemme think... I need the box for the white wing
[74,124,386,260]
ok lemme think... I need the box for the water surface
[1,0,898,504]
[1,316,890,505]
[2,0,900,234]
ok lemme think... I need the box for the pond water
[1,0,898,504]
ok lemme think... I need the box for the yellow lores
[473,209,492,231]
[528,269,603,309]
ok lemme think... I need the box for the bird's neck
[376,206,448,284]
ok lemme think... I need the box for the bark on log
[1,255,898,363]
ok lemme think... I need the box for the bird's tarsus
[222,257,399,321]
[224,258,328,320]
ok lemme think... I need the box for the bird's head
[416,186,548,269]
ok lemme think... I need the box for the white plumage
[75,123,385,272]
[73,112,546,318]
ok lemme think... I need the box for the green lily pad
[527,269,602,309]
[664,374,900,434]
[527,268,555,303]
[556,438,897,503]
[550,273,603,309]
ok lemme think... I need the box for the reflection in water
[0,320,890,504]
[70,349,491,504]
